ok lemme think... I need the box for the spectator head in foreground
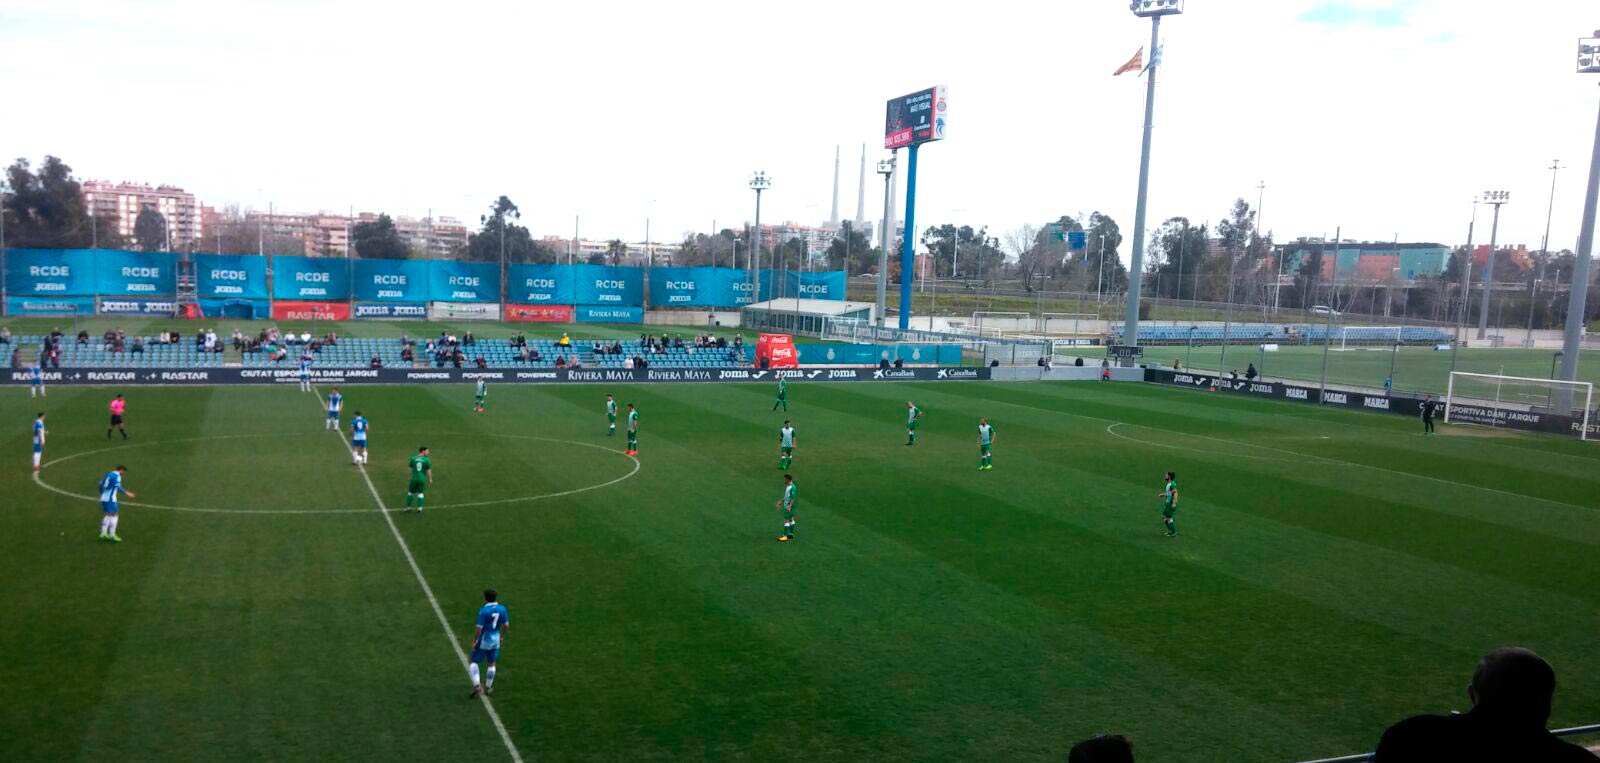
[1068,734,1134,763]
[1375,646,1595,762]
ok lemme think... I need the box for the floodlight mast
[876,157,896,329]
[1122,0,1184,362]
[1475,190,1509,340]
[1557,34,1600,409]
[749,171,771,301]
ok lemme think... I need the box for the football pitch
[4,379,1598,762]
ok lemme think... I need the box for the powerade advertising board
[508,263,576,304]
[195,254,269,299]
[884,86,948,149]
[353,259,429,302]
[427,260,500,303]
[94,250,176,296]
[573,264,644,306]
[4,249,97,295]
[272,256,351,300]
[2,366,991,386]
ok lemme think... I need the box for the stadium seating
[1107,323,1452,345]
[13,336,225,368]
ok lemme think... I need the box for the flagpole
[1122,10,1170,362]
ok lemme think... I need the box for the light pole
[1559,34,1600,404]
[1097,233,1107,302]
[1122,0,1184,360]
[749,171,771,308]
[875,157,895,329]
[1476,190,1509,340]
[1449,198,1478,377]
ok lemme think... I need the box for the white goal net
[1445,372,1594,440]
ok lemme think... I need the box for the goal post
[1039,312,1098,335]
[971,311,1031,334]
[1336,325,1403,350]
[1445,371,1594,440]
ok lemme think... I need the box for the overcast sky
[3,0,1599,263]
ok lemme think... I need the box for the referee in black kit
[1420,395,1439,435]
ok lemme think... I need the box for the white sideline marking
[316,389,525,763]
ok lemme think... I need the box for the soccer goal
[1039,313,1098,335]
[1445,372,1594,440]
[971,311,1032,335]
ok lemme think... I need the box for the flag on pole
[1113,48,1143,76]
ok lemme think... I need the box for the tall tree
[133,206,167,251]
[351,213,410,260]
[604,239,628,266]
[465,195,556,264]
[1082,212,1126,294]
[827,223,878,275]
[2,155,121,248]
[1149,217,1208,300]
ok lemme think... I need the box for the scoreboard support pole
[898,143,921,331]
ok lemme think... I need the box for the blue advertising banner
[792,343,959,365]
[197,298,270,319]
[572,264,644,306]
[93,250,176,296]
[785,270,847,301]
[4,249,97,295]
[98,298,177,315]
[648,266,716,307]
[352,302,427,319]
[427,260,500,303]
[575,305,644,323]
[195,254,269,299]
[717,268,760,307]
[6,295,96,315]
[508,263,575,304]
[353,259,429,302]
[272,255,351,300]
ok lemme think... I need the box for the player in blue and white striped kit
[32,412,47,471]
[29,363,45,398]
[349,411,369,465]
[325,387,343,429]
[468,589,509,698]
[97,465,135,542]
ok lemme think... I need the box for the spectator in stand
[10,347,19,368]
[474,355,487,369]
[232,329,244,350]
[325,332,337,346]
[451,350,464,369]
[1067,734,1135,763]
[0,326,10,344]
[131,336,144,354]
[82,330,95,347]
[558,332,571,349]
[463,331,476,346]
[880,357,891,370]
[893,357,904,369]
[531,347,543,363]
[50,327,64,344]
[1245,363,1258,381]
[111,334,126,354]
[716,335,727,349]
[300,331,311,345]
[1375,647,1595,762]
[673,335,684,349]
[569,355,582,369]
[624,356,635,370]
[370,355,382,369]
[400,344,414,362]
[555,355,567,369]
[611,340,623,355]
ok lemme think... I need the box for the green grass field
[3,379,1598,762]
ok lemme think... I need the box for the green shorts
[980,444,991,455]
[782,506,796,520]
[607,413,617,423]
[475,394,486,404]
[908,421,920,431]
[1162,504,1176,518]
[409,479,428,495]
[781,446,793,456]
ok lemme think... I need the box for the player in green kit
[905,401,922,446]
[776,474,797,542]
[605,394,617,435]
[473,379,487,413]
[1160,470,1179,537]
[772,378,788,411]
[977,418,995,470]
[405,446,433,513]
[625,403,639,456]
[777,420,796,470]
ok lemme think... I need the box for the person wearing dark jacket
[1375,647,1596,762]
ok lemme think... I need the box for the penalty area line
[313,387,524,763]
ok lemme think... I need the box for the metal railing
[1285,723,1600,763]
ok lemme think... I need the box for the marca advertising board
[195,254,269,299]
[506,304,575,323]
[352,302,427,319]
[271,300,352,321]
[2,366,992,386]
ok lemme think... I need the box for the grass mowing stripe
[314,385,525,763]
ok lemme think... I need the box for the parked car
[1310,305,1341,316]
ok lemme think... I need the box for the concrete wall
[990,366,1143,382]
[645,310,741,328]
